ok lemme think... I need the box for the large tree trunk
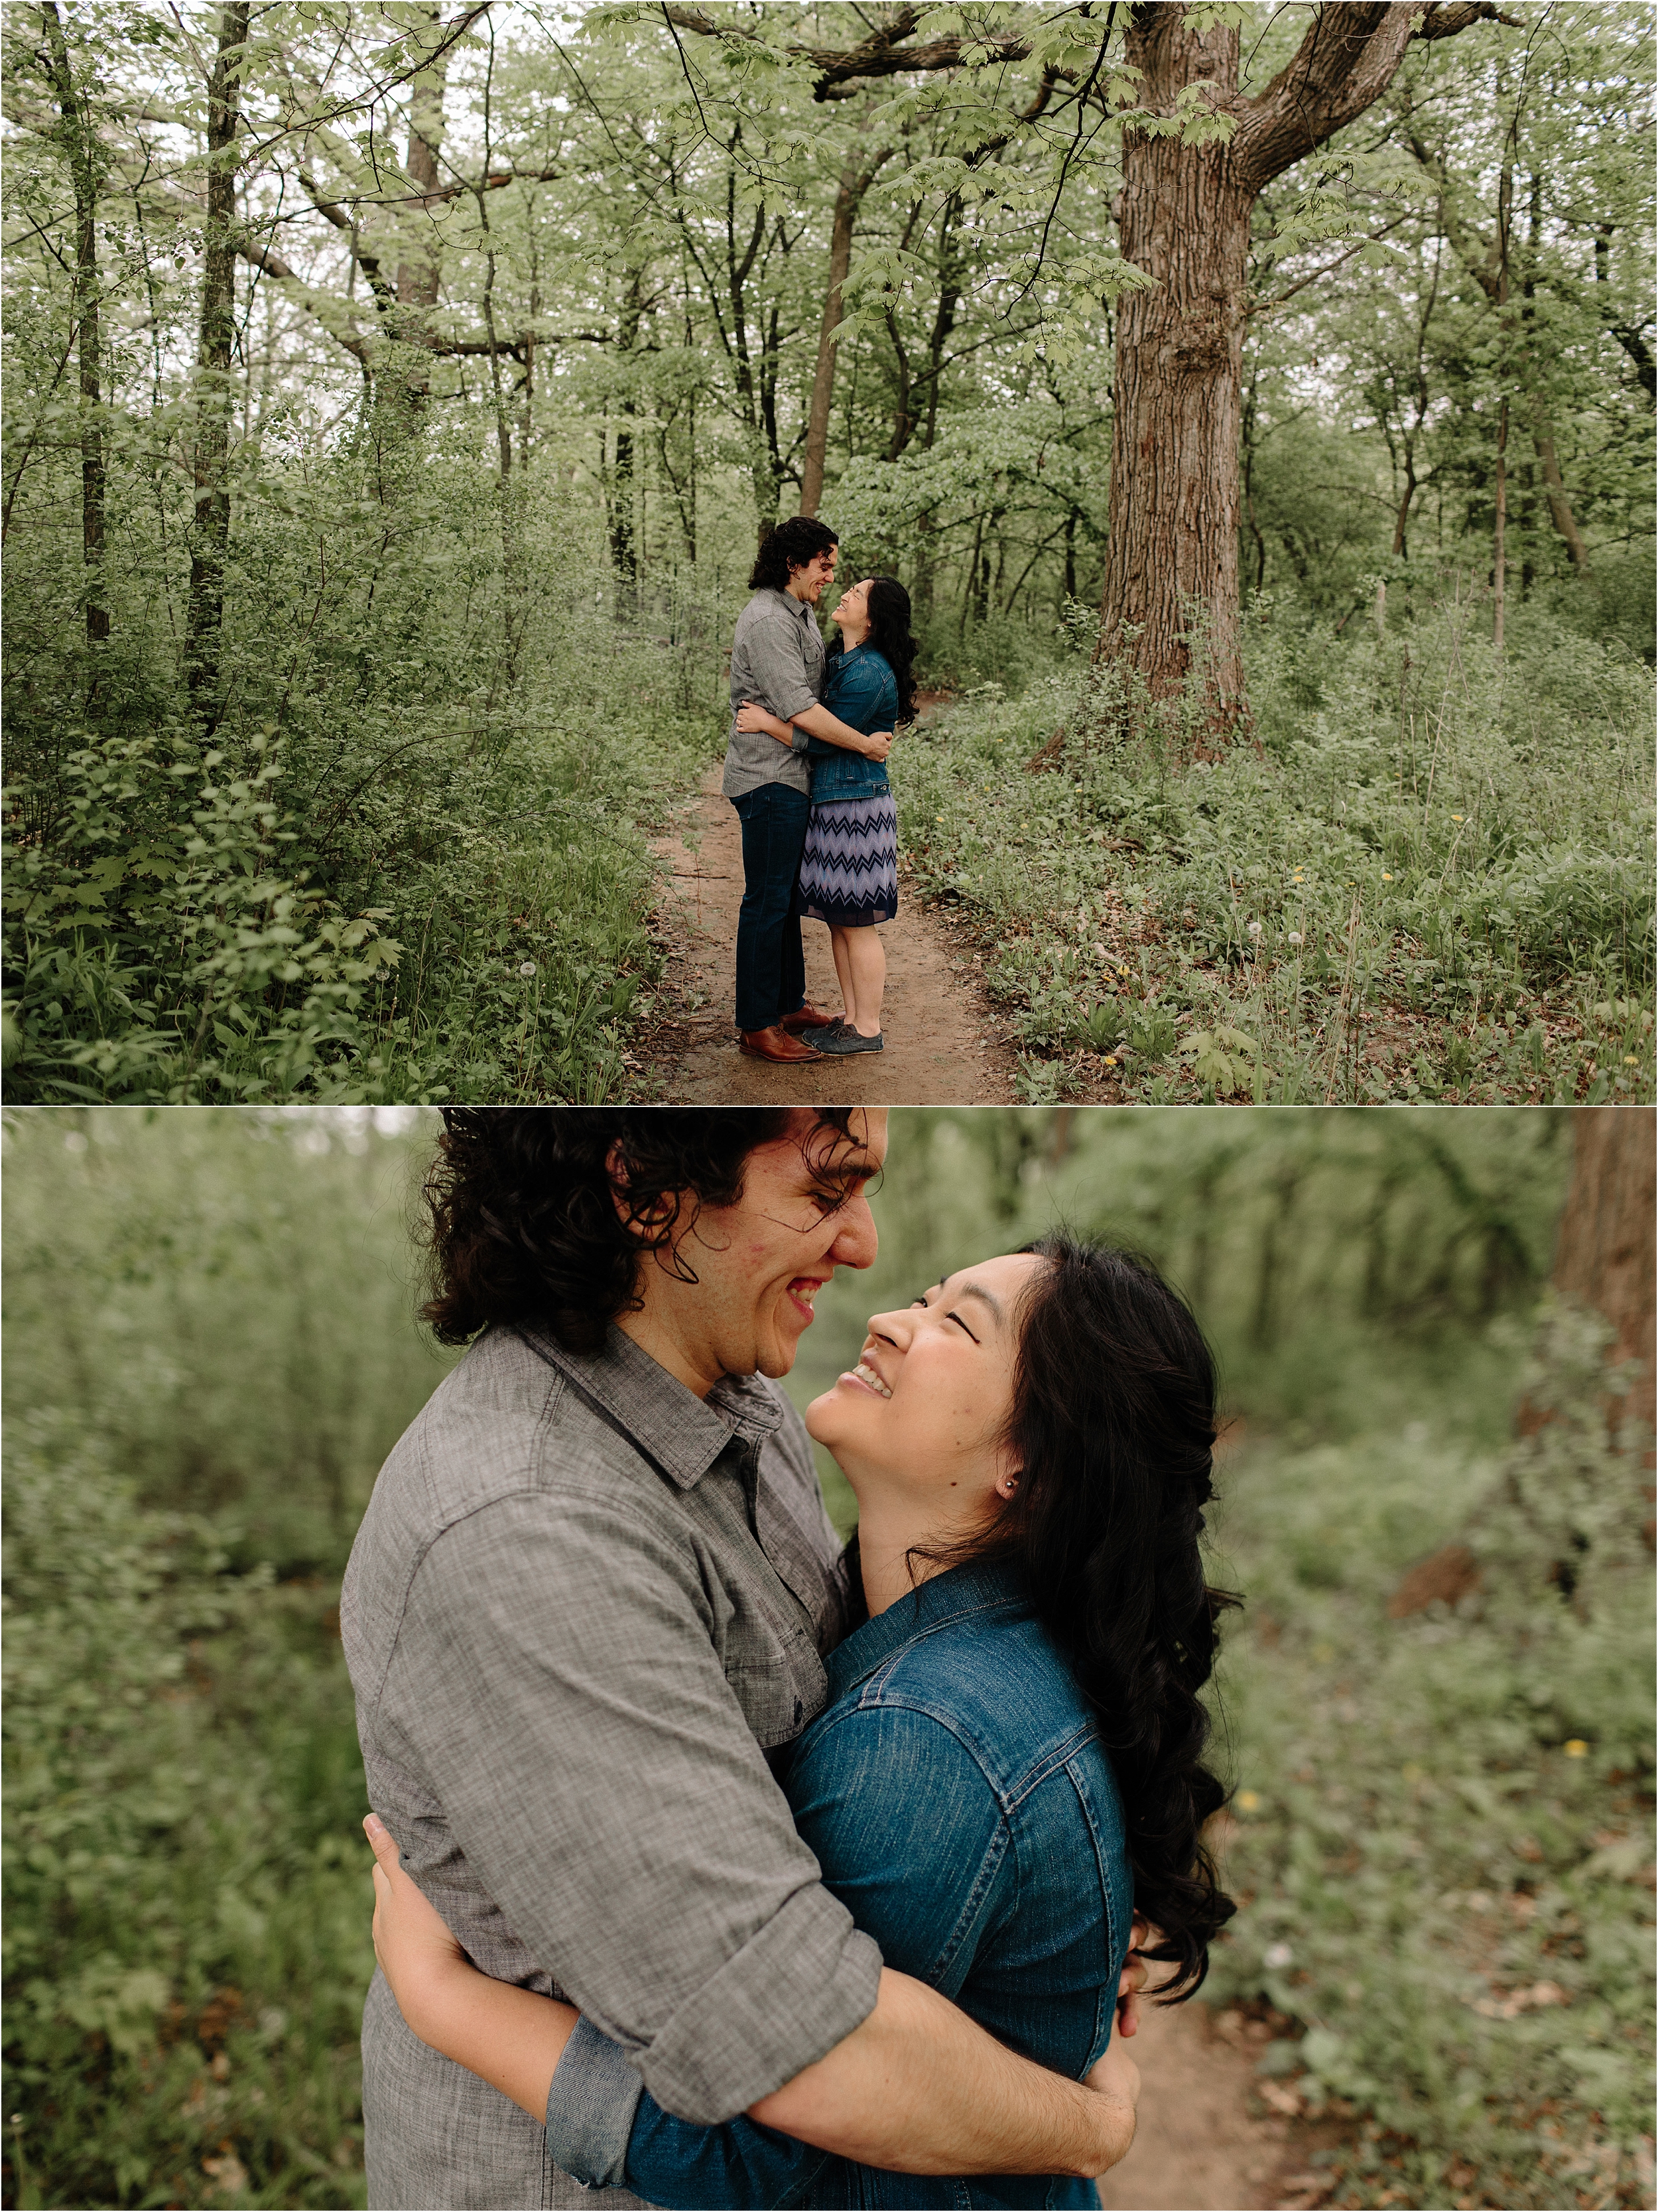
[186,3,249,716]
[1098,10,1250,736]
[1096,2,1513,739]
[40,3,108,643]
[1549,1109,1656,1449]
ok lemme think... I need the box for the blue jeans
[732,783,810,1033]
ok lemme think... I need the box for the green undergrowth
[3,443,724,1105]
[1206,1305,1655,2211]
[896,592,1655,1105]
[3,1111,456,2210]
[4,1428,376,2211]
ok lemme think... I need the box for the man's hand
[860,729,893,763]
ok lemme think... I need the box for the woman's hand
[1116,1916,1152,2039]
[1086,2033,1141,2155]
[362,1814,582,2118]
[735,698,793,746]
[365,1812,474,2047]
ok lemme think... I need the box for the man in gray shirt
[343,1107,1140,2209]
[724,517,891,1067]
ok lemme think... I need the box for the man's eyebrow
[808,1146,881,1186]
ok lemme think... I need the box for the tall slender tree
[186,3,250,714]
[38,3,107,643]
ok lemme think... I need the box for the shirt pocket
[723,1618,828,1748]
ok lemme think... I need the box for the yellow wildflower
[1564,1739,1588,1758]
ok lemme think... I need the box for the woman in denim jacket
[735,576,916,1057]
[368,1238,1237,2211]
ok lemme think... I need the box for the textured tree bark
[186,3,249,713]
[1549,1109,1656,1451]
[40,3,108,642]
[1097,10,1250,737]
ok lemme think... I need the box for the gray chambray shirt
[341,1322,880,2212]
[722,586,824,799]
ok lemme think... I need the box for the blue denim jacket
[808,646,899,805]
[613,1561,1133,2210]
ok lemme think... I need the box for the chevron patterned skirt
[795,792,899,928]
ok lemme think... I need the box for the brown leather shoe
[780,1003,840,1035]
[739,1025,823,1065]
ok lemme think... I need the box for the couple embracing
[726,517,913,1065]
[346,1107,1238,2211]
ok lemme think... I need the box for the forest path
[642,760,1021,1104]
[1097,1998,1334,2212]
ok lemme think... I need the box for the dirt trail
[1098,2000,1333,2212]
[643,764,1020,1104]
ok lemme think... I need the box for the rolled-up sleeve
[744,606,822,723]
[377,1492,882,2136]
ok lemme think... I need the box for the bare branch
[1234,1,1517,195]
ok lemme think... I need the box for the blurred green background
[3,1108,1651,2211]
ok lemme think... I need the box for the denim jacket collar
[825,1558,1022,1701]
[513,1321,784,1490]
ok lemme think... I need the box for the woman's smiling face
[806,1251,1048,1516]
[831,577,873,632]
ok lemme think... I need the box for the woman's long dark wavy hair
[962,1236,1238,2001]
[830,574,918,724]
[420,1108,858,1350]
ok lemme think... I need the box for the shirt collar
[513,1321,784,1490]
[760,586,814,624]
[824,1557,1022,1699]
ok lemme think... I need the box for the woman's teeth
[850,1360,891,1399]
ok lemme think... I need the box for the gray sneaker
[799,1017,846,1044]
[817,1027,883,1054]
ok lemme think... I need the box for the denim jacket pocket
[807,746,890,805]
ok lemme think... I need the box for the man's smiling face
[622,1110,887,1396]
[788,547,838,606]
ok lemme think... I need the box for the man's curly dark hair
[749,515,839,592]
[422,1109,860,1350]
